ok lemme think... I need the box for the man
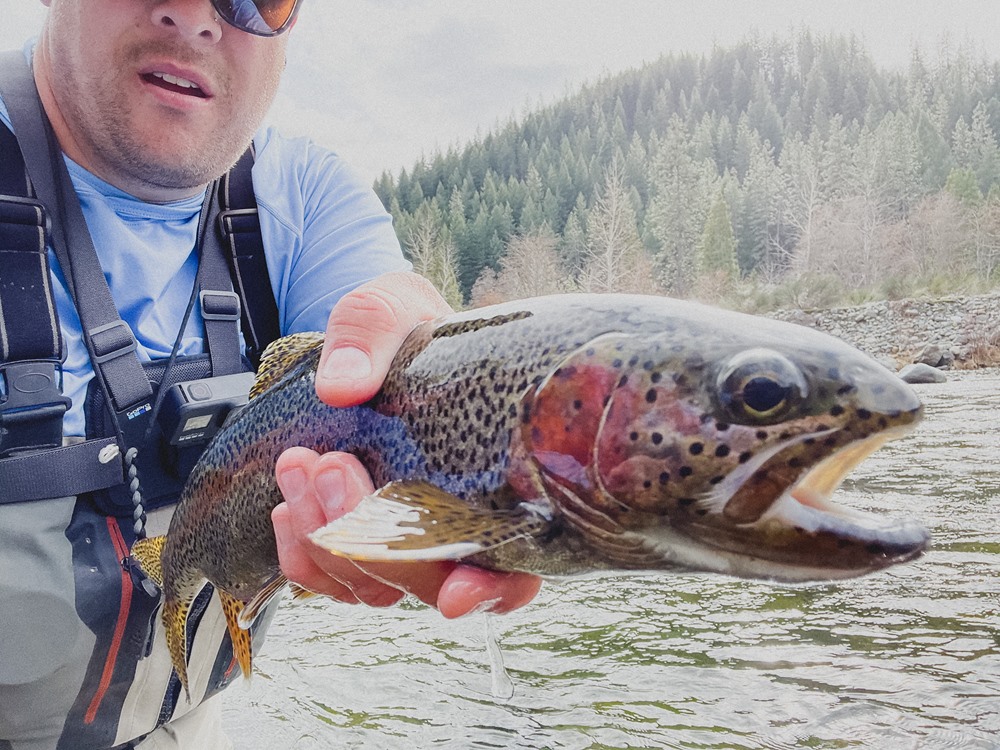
[0,1,540,748]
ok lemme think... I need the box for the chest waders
[0,52,280,749]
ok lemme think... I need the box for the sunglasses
[211,0,304,37]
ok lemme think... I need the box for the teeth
[152,71,200,90]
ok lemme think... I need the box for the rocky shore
[767,292,1000,372]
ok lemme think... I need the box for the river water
[223,369,1000,749]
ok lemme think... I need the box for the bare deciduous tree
[580,161,662,295]
[469,231,574,306]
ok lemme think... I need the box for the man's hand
[271,272,542,617]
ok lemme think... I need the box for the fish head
[523,310,928,582]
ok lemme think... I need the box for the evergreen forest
[373,32,1000,310]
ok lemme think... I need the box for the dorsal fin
[250,332,325,399]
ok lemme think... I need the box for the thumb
[316,272,452,407]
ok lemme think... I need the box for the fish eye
[717,349,808,424]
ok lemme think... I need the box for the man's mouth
[142,71,209,99]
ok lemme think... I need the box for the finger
[294,452,453,606]
[272,502,361,604]
[275,450,403,607]
[436,567,543,619]
[316,271,452,407]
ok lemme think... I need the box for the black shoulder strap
[218,147,280,368]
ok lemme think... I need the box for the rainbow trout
[132,294,929,695]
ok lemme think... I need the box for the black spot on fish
[573,400,583,410]
[716,422,730,431]
[630,432,639,441]
[830,405,845,417]
[715,444,730,458]
[659,472,670,484]
[618,375,629,388]
[689,442,704,455]
[679,466,693,478]
[756,430,768,441]
[651,372,662,384]
[652,432,663,445]
[613,359,623,369]
[709,475,724,485]
[837,385,854,396]
[738,451,752,464]
[857,409,873,420]
[629,356,639,367]
[646,389,657,403]
[643,480,652,489]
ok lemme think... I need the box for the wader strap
[196,182,243,377]
[218,148,279,368]
[0,53,153,432]
[0,82,70,457]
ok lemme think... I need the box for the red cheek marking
[523,362,618,485]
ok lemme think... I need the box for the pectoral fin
[308,480,550,562]
[237,573,288,630]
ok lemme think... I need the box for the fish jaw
[636,425,930,581]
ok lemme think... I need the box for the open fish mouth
[675,429,931,581]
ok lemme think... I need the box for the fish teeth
[152,71,200,90]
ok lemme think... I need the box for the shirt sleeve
[251,129,411,335]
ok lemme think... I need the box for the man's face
[36,0,288,199]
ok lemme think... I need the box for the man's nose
[151,0,224,44]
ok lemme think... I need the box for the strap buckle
[0,360,71,456]
[0,194,50,231]
[88,320,138,365]
[200,290,241,322]
[218,207,260,237]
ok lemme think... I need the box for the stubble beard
[66,41,281,195]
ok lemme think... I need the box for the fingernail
[320,347,372,383]
[315,468,347,517]
[277,467,307,499]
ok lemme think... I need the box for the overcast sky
[4,1,1000,183]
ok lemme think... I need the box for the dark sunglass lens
[252,0,299,30]
[214,0,298,35]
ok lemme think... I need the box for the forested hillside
[373,32,1000,309]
